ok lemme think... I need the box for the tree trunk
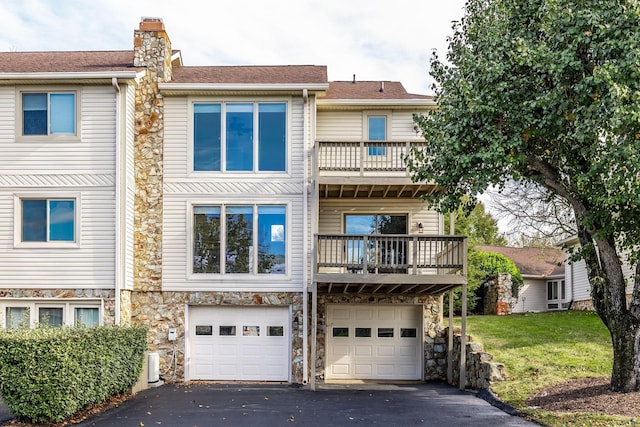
[579,226,640,392]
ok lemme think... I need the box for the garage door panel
[326,305,422,380]
[377,345,395,357]
[355,345,373,356]
[354,364,373,375]
[189,306,290,381]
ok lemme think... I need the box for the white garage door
[326,305,422,380]
[189,306,290,381]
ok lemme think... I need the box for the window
[345,214,407,271]
[74,307,99,327]
[268,326,284,337]
[367,115,387,155]
[6,307,29,329]
[22,92,76,136]
[195,325,213,336]
[332,327,349,337]
[3,302,101,329]
[193,102,287,172]
[193,204,286,275]
[378,328,394,338]
[547,280,566,302]
[20,198,75,243]
[356,327,371,337]
[38,307,64,327]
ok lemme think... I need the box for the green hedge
[0,325,147,423]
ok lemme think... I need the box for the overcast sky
[0,0,466,95]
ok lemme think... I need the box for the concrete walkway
[63,382,539,427]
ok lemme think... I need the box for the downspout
[302,88,309,384]
[112,77,121,325]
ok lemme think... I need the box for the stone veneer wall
[132,19,171,294]
[435,328,506,389]
[315,294,445,382]
[132,291,304,383]
[483,273,516,315]
[0,289,116,325]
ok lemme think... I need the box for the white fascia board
[555,235,579,247]
[0,71,140,80]
[159,82,329,91]
[317,98,437,108]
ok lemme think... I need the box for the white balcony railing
[316,141,426,175]
[315,234,466,276]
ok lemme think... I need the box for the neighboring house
[0,18,467,386]
[476,245,565,312]
[558,236,635,311]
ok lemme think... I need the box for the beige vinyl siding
[318,199,441,235]
[391,111,423,140]
[162,193,304,292]
[163,97,189,179]
[316,111,363,140]
[0,86,116,173]
[123,84,136,290]
[567,256,590,302]
[513,279,547,313]
[0,188,115,288]
[162,94,307,292]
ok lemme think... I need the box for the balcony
[314,234,467,295]
[315,141,438,198]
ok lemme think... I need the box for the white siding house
[0,54,141,328]
[0,18,469,387]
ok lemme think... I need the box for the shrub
[0,325,147,423]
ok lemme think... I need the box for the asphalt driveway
[58,382,538,427]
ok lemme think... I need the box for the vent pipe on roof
[379,81,384,92]
[352,74,356,84]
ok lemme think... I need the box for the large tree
[407,0,640,391]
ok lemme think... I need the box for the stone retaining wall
[434,328,506,389]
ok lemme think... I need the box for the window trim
[188,201,291,280]
[1,299,102,329]
[16,87,81,142]
[13,192,81,248]
[188,98,292,175]
[363,110,391,156]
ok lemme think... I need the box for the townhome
[0,18,467,387]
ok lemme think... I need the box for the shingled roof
[170,65,327,84]
[321,81,432,100]
[0,50,142,73]
[476,245,565,277]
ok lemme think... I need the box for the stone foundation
[570,299,594,311]
[130,290,304,383]
[315,294,444,382]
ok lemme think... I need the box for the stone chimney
[133,17,173,81]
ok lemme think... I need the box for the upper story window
[14,194,79,248]
[21,199,75,242]
[194,102,287,173]
[367,115,387,155]
[22,92,76,136]
[193,204,286,275]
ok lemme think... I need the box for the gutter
[158,82,329,92]
[0,71,139,80]
[112,77,122,325]
[302,88,309,385]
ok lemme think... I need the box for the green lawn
[456,311,629,426]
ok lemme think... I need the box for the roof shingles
[321,81,432,100]
[476,245,565,277]
[0,51,139,73]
